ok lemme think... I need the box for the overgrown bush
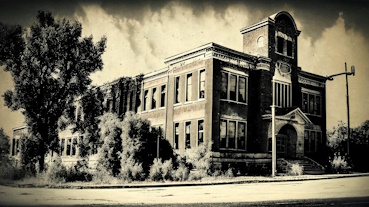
[46,156,67,183]
[330,153,350,173]
[19,133,40,176]
[66,159,92,182]
[149,158,174,181]
[184,141,212,180]
[96,113,122,176]
[120,158,144,181]
[172,163,189,181]
[288,163,303,176]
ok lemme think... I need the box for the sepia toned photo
[0,0,368,206]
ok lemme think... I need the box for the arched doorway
[277,124,297,158]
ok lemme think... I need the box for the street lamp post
[326,62,355,155]
[271,78,276,177]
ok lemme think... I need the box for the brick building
[11,11,327,169]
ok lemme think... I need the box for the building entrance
[277,124,297,158]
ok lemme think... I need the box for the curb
[6,173,369,189]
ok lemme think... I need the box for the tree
[1,11,106,171]
[66,87,104,157]
[0,128,10,164]
[96,113,123,177]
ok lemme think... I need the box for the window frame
[174,123,179,150]
[143,89,149,111]
[151,87,157,110]
[220,71,248,105]
[174,76,180,104]
[198,119,204,146]
[160,85,166,108]
[219,119,247,151]
[274,81,292,108]
[185,121,191,149]
[199,69,206,99]
[301,89,322,116]
[186,73,192,102]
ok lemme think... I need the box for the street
[1,176,369,206]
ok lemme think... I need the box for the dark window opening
[277,36,284,53]
[287,40,293,56]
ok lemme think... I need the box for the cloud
[298,15,369,129]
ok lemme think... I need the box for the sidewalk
[7,172,369,189]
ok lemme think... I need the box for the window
[238,77,247,103]
[66,138,72,156]
[228,121,236,149]
[221,72,228,99]
[304,130,321,152]
[199,70,205,99]
[221,71,248,104]
[237,122,246,150]
[304,131,309,152]
[229,75,237,101]
[198,120,204,145]
[12,138,15,156]
[274,82,291,108]
[186,74,192,102]
[277,36,284,53]
[175,76,180,104]
[220,119,247,150]
[185,122,191,149]
[268,136,286,153]
[161,85,166,107]
[220,120,227,148]
[301,90,322,116]
[152,88,157,109]
[287,40,293,56]
[143,90,148,111]
[174,123,179,149]
[276,34,293,57]
[72,137,77,156]
[60,138,65,156]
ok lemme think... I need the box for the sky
[0,0,369,137]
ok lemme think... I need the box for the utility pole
[326,62,355,156]
[272,78,276,177]
[345,63,350,155]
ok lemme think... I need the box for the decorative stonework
[166,43,255,72]
[298,76,325,88]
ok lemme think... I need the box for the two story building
[12,11,327,170]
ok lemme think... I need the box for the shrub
[120,157,144,181]
[92,167,116,184]
[149,158,163,181]
[96,113,122,177]
[183,141,212,180]
[66,159,92,182]
[330,153,350,173]
[162,159,173,180]
[172,163,189,181]
[149,158,174,181]
[288,163,303,176]
[225,168,235,177]
[46,156,67,183]
[19,133,40,176]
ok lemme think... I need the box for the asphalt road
[1,176,369,206]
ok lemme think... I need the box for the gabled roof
[263,107,313,125]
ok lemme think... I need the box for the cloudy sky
[1,0,368,137]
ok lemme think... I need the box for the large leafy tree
[1,11,106,171]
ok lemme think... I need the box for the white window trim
[184,121,191,149]
[197,119,205,147]
[198,69,206,100]
[219,119,247,151]
[174,76,180,104]
[185,72,193,103]
[221,71,248,105]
